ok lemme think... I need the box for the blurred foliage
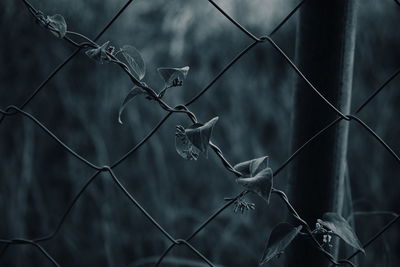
[0,0,399,266]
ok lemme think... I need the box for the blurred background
[0,0,399,266]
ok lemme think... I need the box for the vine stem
[271,189,355,267]
[6,1,399,267]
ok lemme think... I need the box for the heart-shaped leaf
[175,125,200,160]
[121,45,145,80]
[260,223,302,265]
[234,156,269,177]
[236,167,273,203]
[174,117,218,160]
[47,14,67,38]
[118,87,146,124]
[85,41,111,64]
[157,66,190,87]
[317,212,365,253]
[185,117,218,158]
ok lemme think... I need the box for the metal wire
[1,0,399,266]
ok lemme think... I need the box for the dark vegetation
[0,0,399,266]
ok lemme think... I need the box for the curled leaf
[234,156,269,177]
[118,87,146,124]
[236,167,273,203]
[158,66,190,88]
[185,117,218,158]
[85,41,111,64]
[175,125,200,160]
[121,45,145,80]
[46,14,67,38]
[175,117,218,160]
[259,223,302,265]
[317,212,365,253]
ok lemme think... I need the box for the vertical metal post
[286,0,358,265]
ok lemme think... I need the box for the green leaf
[118,87,145,124]
[85,41,111,64]
[236,167,273,203]
[185,117,218,158]
[47,14,67,38]
[317,212,365,253]
[260,223,302,265]
[175,125,200,160]
[234,156,269,177]
[157,66,189,87]
[121,45,145,80]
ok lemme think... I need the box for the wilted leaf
[121,45,145,80]
[260,223,302,265]
[236,167,273,203]
[317,212,365,253]
[185,117,218,158]
[85,41,111,64]
[175,125,200,160]
[234,156,269,177]
[118,87,145,124]
[46,14,67,38]
[157,66,190,87]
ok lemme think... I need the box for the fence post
[286,0,358,265]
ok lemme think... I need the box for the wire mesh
[0,0,399,266]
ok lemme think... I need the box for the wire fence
[0,0,399,266]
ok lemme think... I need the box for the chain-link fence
[1,0,399,266]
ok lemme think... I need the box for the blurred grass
[0,0,399,266]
